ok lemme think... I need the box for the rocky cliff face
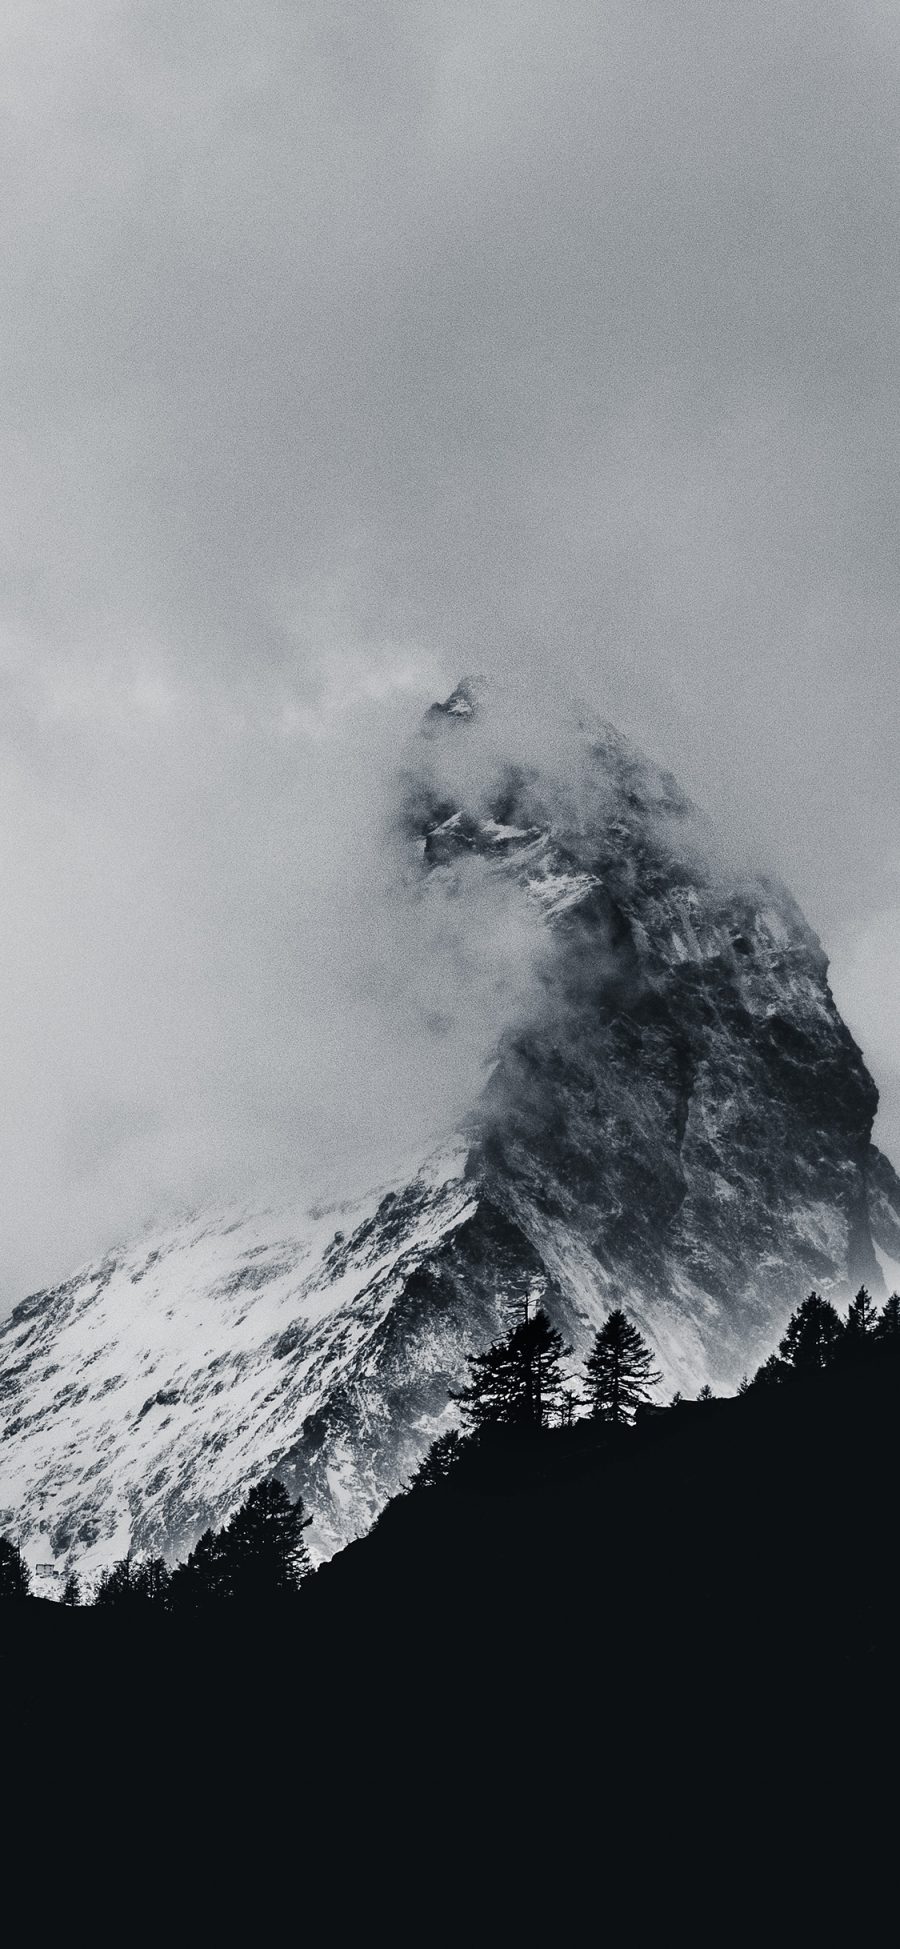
[2,681,898,1585]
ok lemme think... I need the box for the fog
[1,2,898,1299]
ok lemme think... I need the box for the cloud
[1,3,898,1293]
[0,653,553,1297]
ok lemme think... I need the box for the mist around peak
[2,653,889,1315]
[2,3,900,1286]
[406,672,774,909]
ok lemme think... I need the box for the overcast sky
[1,2,899,1301]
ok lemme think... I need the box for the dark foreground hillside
[5,1354,899,1724]
[4,1358,899,1919]
[313,1359,900,1680]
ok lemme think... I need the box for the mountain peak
[3,703,900,1591]
[422,674,487,733]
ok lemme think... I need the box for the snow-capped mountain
[3,680,899,1586]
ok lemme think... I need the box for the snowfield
[0,1140,477,1583]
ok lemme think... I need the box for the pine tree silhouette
[558,1388,578,1428]
[747,1352,790,1389]
[407,1430,467,1491]
[875,1293,900,1346]
[169,1526,231,1609]
[218,1479,311,1603]
[132,1557,171,1604]
[584,1310,660,1426]
[60,1571,81,1607]
[94,1554,137,1607]
[93,1552,171,1607]
[0,1535,30,1599]
[777,1292,843,1373]
[839,1286,880,1364]
[451,1308,569,1431]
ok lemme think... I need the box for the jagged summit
[422,673,486,731]
[3,682,899,1588]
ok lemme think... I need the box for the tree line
[1,1281,898,1604]
[408,1282,900,1488]
[741,1285,899,1388]
[0,1476,311,1610]
[454,1300,659,1431]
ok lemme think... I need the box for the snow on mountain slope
[0,1141,478,1580]
[3,677,900,1589]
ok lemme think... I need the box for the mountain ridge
[2,680,898,1586]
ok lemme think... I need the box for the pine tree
[60,1571,81,1607]
[131,1556,171,1604]
[515,1309,570,1427]
[875,1292,900,1346]
[94,1553,137,1607]
[839,1286,880,1363]
[407,1430,467,1491]
[219,1479,312,1603]
[0,1535,30,1599]
[94,1552,171,1607]
[450,1336,513,1430]
[747,1352,790,1389]
[451,1308,570,1431]
[584,1310,661,1426]
[777,1292,843,1374]
[169,1527,230,1609]
[558,1388,578,1428]
[697,1384,715,1403]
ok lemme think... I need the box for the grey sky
[1,3,898,1299]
